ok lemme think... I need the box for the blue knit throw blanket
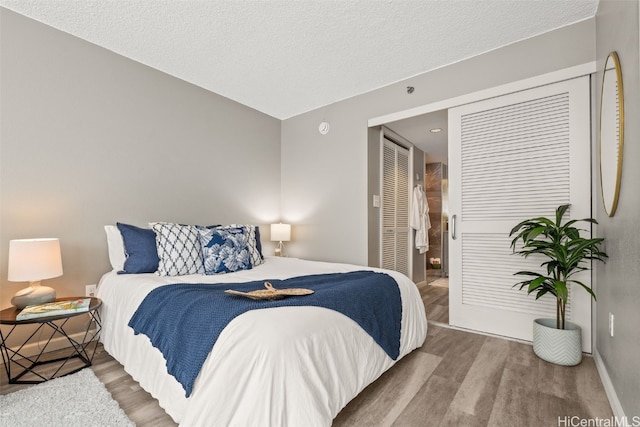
[128,271,402,397]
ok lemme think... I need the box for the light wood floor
[1,284,613,426]
[418,282,449,324]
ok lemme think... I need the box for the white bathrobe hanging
[410,185,431,254]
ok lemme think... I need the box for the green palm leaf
[509,204,607,329]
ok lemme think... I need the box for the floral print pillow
[197,226,252,274]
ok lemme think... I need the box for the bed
[97,225,427,426]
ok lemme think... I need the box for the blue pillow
[254,226,264,260]
[197,226,252,274]
[117,223,160,274]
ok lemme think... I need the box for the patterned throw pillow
[225,224,264,266]
[150,222,205,276]
[197,226,252,274]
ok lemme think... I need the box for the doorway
[383,109,450,325]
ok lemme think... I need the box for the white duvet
[97,256,427,426]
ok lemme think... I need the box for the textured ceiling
[0,1,598,119]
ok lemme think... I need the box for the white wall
[281,19,596,266]
[0,8,282,307]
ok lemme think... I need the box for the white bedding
[97,256,427,426]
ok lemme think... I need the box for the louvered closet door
[448,76,592,351]
[381,139,410,278]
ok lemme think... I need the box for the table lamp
[270,223,291,257]
[8,238,63,309]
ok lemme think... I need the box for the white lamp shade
[8,238,63,282]
[270,223,291,242]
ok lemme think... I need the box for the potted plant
[509,204,607,366]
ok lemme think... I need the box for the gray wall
[594,0,640,418]
[367,127,382,268]
[281,19,596,266]
[0,9,281,308]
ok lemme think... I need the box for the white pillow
[104,225,125,271]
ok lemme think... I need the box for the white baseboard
[593,348,627,421]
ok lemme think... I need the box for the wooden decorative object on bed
[224,281,314,300]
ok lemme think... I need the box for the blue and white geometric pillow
[150,222,205,276]
[225,224,264,267]
[197,226,252,274]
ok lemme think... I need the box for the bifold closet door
[448,76,592,351]
[381,138,411,278]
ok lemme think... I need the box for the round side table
[0,297,102,384]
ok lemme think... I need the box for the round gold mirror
[599,51,624,217]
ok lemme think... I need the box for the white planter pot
[532,318,582,366]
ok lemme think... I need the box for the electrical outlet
[609,313,614,337]
[85,284,97,297]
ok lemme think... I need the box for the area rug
[0,368,134,427]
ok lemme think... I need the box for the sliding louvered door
[381,138,411,278]
[448,76,592,351]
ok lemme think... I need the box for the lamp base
[274,241,285,257]
[11,284,56,309]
